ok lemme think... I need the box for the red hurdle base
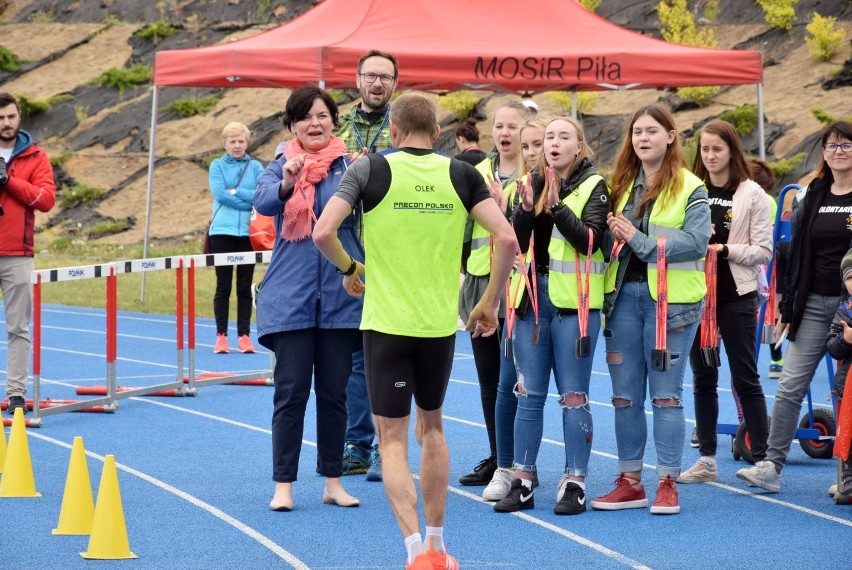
[0,398,108,413]
[2,418,37,427]
[182,372,272,386]
[75,386,181,397]
[182,372,236,383]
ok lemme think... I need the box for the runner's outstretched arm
[313,196,365,296]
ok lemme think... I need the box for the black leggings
[470,319,503,458]
[210,234,254,336]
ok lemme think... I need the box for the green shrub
[811,107,836,126]
[0,45,19,72]
[769,152,805,178]
[717,104,758,136]
[683,135,698,169]
[578,0,602,11]
[757,0,798,31]
[805,13,846,61]
[49,153,71,167]
[544,91,598,115]
[677,85,721,104]
[658,0,716,47]
[436,91,480,121]
[16,94,52,118]
[59,183,104,208]
[92,64,153,94]
[87,219,131,239]
[703,0,720,22]
[167,94,222,117]
[132,20,180,44]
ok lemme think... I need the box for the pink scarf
[282,136,347,241]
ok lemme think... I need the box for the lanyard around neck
[352,106,389,153]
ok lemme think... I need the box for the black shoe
[554,482,586,515]
[6,395,27,416]
[459,456,497,486]
[690,426,699,448]
[493,479,534,512]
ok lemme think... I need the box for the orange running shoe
[214,333,229,354]
[406,553,433,570]
[424,550,459,570]
[238,335,256,354]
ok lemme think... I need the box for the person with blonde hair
[208,121,264,354]
[591,104,710,515]
[492,117,610,515]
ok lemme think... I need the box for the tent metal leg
[141,86,160,304]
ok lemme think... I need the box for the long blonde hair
[518,115,550,179]
[534,116,593,216]
[609,104,685,217]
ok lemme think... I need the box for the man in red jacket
[0,92,56,416]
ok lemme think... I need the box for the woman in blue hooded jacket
[255,85,363,512]
[208,121,264,354]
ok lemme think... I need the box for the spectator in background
[454,118,487,166]
[737,121,852,493]
[336,49,398,483]
[0,92,56,416]
[750,158,786,379]
[255,85,362,511]
[208,121,264,355]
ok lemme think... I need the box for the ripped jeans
[603,280,699,478]
[511,273,600,476]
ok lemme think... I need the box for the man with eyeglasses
[337,50,399,484]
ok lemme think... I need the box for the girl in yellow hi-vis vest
[591,104,711,516]
[490,117,610,515]
[459,100,532,491]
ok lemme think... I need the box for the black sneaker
[6,395,26,416]
[493,479,534,512]
[554,482,586,515]
[459,456,497,486]
[690,426,699,448]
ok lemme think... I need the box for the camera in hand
[0,156,7,186]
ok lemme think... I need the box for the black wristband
[549,203,564,215]
[338,257,357,276]
[721,245,729,259]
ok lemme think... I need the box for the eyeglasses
[359,73,395,85]
[823,142,852,153]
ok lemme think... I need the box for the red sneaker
[650,475,680,515]
[424,550,458,570]
[406,553,434,570]
[214,334,229,354]
[238,335,256,354]
[590,474,648,510]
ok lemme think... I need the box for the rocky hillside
[0,0,850,248]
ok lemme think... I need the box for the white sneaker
[736,460,781,492]
[482,467,514,501]
[556,474,571,502]
[829,482,838,497]
[676,459,718,483]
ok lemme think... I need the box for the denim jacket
[603,170,711,328]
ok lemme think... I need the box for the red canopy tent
[141,0,765,291]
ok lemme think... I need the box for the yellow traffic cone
[0,407,40,497]
[0,421,7,474]
[53,436,94,535]
[80,455,137,559]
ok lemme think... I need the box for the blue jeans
[767,293,840,470]
[512,273,600,476]
[345,344,376,453]
[495,313,519,468]
[603,280,699,478]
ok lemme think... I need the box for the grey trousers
[0,256,33,398]
[767,293,840,470]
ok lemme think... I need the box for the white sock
[405,533,424,564]
[425,526,444,553]
[700,456,717,466]
[520,478,533,490]
[573,480,586,490]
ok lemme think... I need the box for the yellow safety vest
[467,158,520,277]
[604,168,706,303]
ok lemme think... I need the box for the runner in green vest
[490,117,610,516]
[313,93,517,570]
[590,104,711,516]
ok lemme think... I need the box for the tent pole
[140,86,160,305]
[757,83,765,160]
[571,91,577,119]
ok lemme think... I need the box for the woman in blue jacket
[255,85,363,512]
[208,121,264,354]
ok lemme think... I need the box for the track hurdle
[29,256,190,426]
[182,251,274,393]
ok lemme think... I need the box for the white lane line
[26,431,311,569]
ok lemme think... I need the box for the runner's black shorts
[363,330,455,418]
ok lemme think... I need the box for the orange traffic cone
[0,407,40,497]
[80,455,136,559]
[53,436,94,535]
